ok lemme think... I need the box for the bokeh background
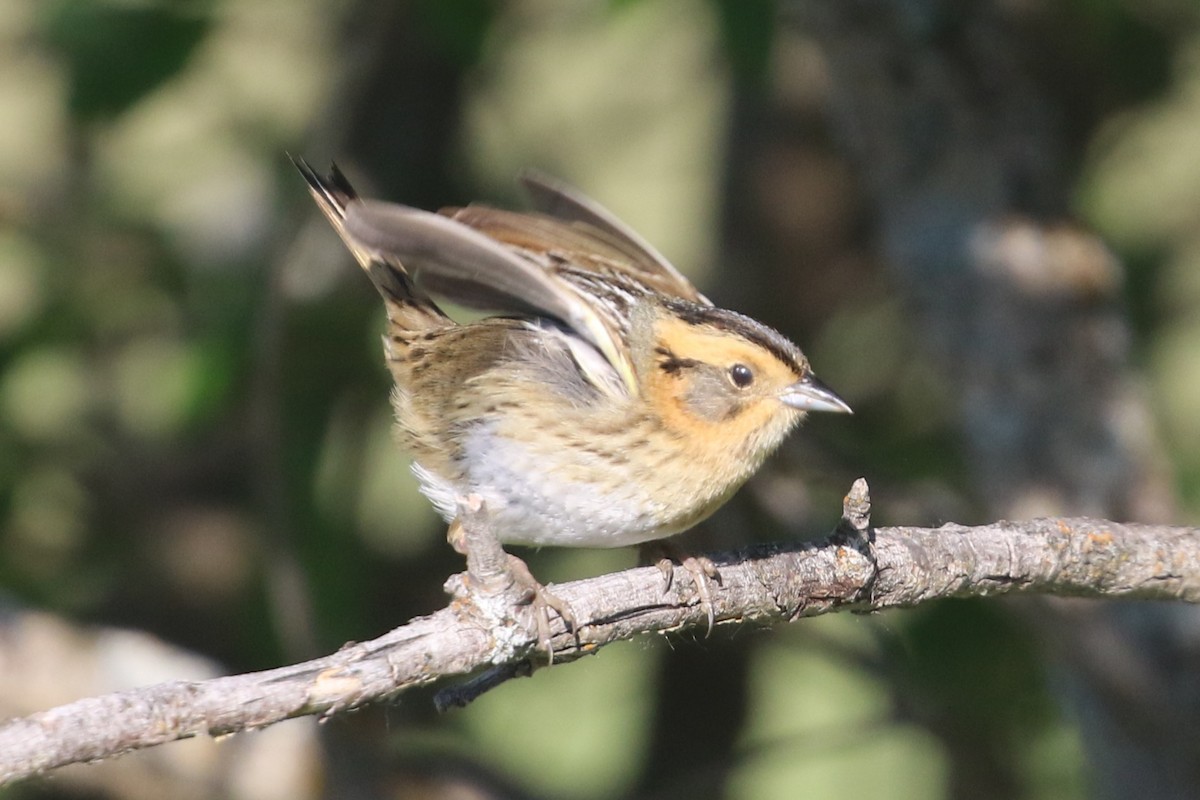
[3,1,1200,798]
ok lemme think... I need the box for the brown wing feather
[295,161,639,396]
[517,171,711,306]
[447,206,632,265]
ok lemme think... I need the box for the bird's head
[637,299,851,470]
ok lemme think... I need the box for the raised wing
[294,159,638,396]
[518,171,711,306]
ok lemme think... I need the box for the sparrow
[294,158,850,642]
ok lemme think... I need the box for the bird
[293,157,851,643]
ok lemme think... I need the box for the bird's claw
[504,553,577,662]
[646,543,721,634]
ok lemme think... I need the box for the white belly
[412,430,669,548]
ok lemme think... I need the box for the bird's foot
[641,541,721,634]
[502,552,577,660]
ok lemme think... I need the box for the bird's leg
[448,498,577,660]
[640,540,721,634]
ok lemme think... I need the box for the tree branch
[2,479,1197,785]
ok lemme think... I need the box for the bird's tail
[291,156,449,333]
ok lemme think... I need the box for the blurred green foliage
[39,0,214,122]
[415,0,498,66]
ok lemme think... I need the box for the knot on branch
[836,477,877,604]
[841,478,872,536]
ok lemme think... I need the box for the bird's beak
[781,373,853,414]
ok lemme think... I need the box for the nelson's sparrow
[294,159,851,631]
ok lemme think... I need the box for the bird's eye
[729,363,754,388]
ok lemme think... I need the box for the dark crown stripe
[661,299,805,376]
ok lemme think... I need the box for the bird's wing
[336,187,639,396]
[518,171,711,306]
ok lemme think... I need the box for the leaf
[39,0,212,122]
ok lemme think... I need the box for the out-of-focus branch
[1,479,1197,786]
